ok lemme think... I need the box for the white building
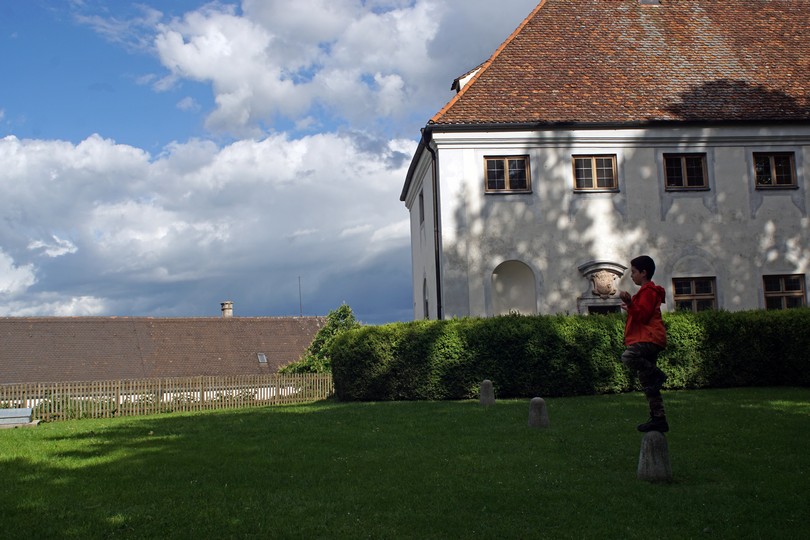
[401,0,810,319]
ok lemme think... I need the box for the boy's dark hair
[631,255,656,279]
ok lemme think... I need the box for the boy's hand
[619,290,632,306]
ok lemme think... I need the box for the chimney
[221,301,233,318]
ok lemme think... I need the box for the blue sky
[0,0,539,324]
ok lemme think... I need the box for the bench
[0,407,39,429]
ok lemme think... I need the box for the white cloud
[370,220,410,244]
[0,249,37,296]
[149,0,447,136]
[340,224,373,238]
[74,4,163,53]
[0,294,107,317]
[176,96,200,111]
[0,130,416,318]
[28,235,78,258]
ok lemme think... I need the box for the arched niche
[491,260,538,315]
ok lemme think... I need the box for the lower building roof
[0,317,325,384]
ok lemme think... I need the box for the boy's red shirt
[624,281,667,347]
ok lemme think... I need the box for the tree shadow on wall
[664,79,810,121]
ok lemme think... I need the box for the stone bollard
[637,431,672,482]
[479,379,495,406]
[527,397,550,428]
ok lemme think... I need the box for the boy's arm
[626,288,657,323]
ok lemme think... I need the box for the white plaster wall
[424,125,810,317]
[403,150,438,319]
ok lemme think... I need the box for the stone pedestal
[527,397,549,428]
[479,379,495,406]
[637,431,672,482]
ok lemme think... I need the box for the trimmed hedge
[331,308,810,401]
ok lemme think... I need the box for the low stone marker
[479,379,495,406]
[637,431,672,482]
[528,397,550,428]
[0,407,38,429]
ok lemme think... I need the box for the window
[572,155,618,191]
[423,278,429,320]
[754,152,797,188]
[673,277,717,312]
[484,156,531,193]
[257,353,267,364]
[588,305,621,315]
[763,274,806,309]
[664,153,708,190]
[418,191,425,224]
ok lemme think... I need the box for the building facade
[401,0,810,319]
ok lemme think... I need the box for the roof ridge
[431,0,548,124]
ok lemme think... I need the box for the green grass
[1,388,808,539]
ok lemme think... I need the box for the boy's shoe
[641,368,668,393]
[637,416,669,433]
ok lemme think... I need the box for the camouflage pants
[621,342,666,418]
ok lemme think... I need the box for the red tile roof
[0,317,325,383]
[432,0,810,126]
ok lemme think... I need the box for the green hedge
[331,308,810,401]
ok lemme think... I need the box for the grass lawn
[1,387,808,539]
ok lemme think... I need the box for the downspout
[425,141,443,320]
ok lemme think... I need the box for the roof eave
[400,126,435,202]
[426,117,810,132]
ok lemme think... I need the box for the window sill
[755,185,799,191]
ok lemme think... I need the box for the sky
[0,0,539,324]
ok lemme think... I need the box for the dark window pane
[574,158,592,189]
[676,300,693,311]
[685,156,705,187]
[783,276,802,291]
[595,158,615,188]
[773,155,794,185]
[694,279,714,295]
[508,159,527,190]
[696,299,715,311]
[763,275,782,292]
[765,297,783,310]
[754,155,772,185]
[664,156,683,187]
[588,305,621,314]
[786,296,805,308]
[487,160,505,190]
[673,280,692,295]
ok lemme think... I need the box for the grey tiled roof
[0,317,325,383]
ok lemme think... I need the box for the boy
[619,255,669,433]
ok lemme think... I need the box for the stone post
[527,397,550,428]
[479,379,495,406]
[637,431,672,482]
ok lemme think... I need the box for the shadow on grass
[1,389,809,539]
